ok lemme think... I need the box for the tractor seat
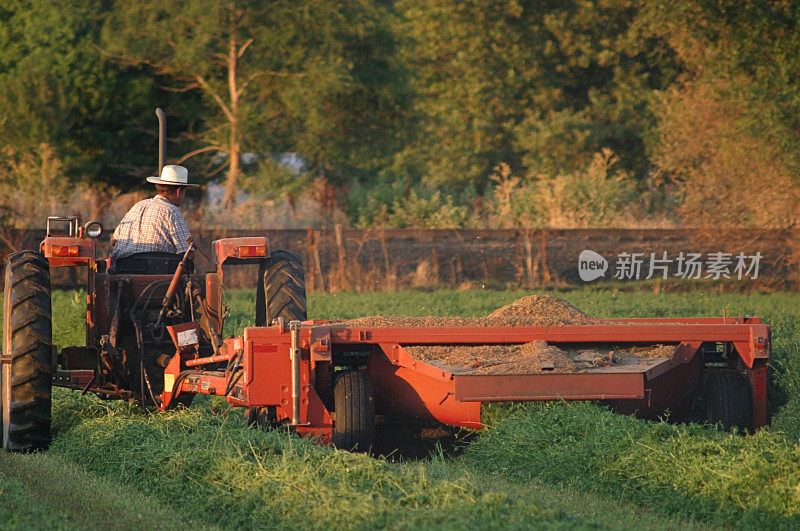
[112,252,194,275]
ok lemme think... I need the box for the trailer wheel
[256,250,307,326]
[704,367,752,432]
[2,251,53,452]
[333,370,374,452]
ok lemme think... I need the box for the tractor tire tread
[257,250,307,326]
[2,251,52,452]
[249,250,307,425]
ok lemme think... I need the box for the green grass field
[2,288,800,529]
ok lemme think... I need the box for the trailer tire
[2,251,52,452]
[255,250,307,326]
[704,367,752,432]
[332,370,374,452]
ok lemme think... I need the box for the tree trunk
[223,34,241,207]
[224,133,240,206]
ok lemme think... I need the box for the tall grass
[47,392,561,529]
[9,287,800,528]
[0,451,212,530]
[468,402,800,527]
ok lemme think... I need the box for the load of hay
[340,295,675,375]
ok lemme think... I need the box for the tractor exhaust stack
[156,108,166,174]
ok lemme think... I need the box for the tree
[394,0,679,189]
[643,0,800,226]
[0,0,181,189]
[104,0,405,206]
[394,0,530,187]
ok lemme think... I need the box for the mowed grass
[3,288,800,528]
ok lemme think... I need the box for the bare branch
[158,82,200,93]
[174,145,222,164]
[203,159,228,177]
[237,38,254,58]
[196,75,234,122]
[236,71,263,96]
[263,107,285,121]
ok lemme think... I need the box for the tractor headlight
[84,220,103,239]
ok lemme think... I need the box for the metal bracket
[289,320,303,425]
[272,316,286,332]
[46,216,79,237]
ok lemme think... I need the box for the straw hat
[146,165,200,188]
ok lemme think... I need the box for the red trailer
[160,314,769,449]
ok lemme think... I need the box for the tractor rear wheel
[255,250,307,326]
[2,251,53,452]
[332,370,374,452]
[248,250,307,426]
[704,367,752,432]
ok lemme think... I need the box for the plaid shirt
[111,195,192,259]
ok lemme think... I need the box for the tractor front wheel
[332,370,374,452]
[2,251,53,452]
[704,367,752,432]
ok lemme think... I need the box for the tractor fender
[212,237,271,271]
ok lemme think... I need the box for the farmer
[110,164,199,274]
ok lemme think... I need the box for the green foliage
[239,157,314,203]
[533,149,638,227]
[477,152,642,229]
[466,402,800,527]
[386,190,467,229]
[6,1,800,228]
[0,144,68,229]
[346,174,407,228]
[0,0,190,190]
[394,0,678,189]
[346,175,471,229]
[103,0,405,201]
[643,0,800,227]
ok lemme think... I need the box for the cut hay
[340,295,675,374]
[406,342,677,375]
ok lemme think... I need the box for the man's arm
[169,210,192,254]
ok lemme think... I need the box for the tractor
[0,214,316,452]
[1,110,319,451]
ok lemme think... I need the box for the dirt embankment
[341,295,676,375]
